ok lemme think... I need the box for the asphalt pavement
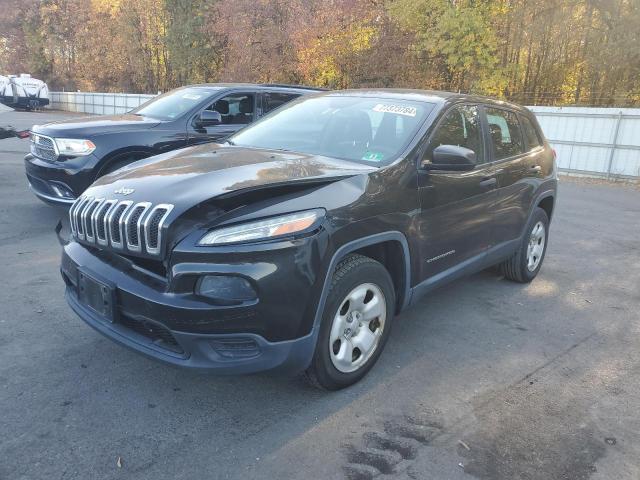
[1,110,639,480]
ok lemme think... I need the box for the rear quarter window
[520,115,543,150]
[485,108,525,160]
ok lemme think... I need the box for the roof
[320,88,530,112]
[186,83,325,92]
[178,84,528,111]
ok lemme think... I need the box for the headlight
[198,209,324,245]
[54,138,96,156]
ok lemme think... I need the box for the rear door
[483,107,537,246]
[187,92,257,145]
[417,104,497,280]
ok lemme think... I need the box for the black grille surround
[69,196,174,257]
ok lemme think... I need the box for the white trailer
[0,75,11,108]
[0,74,50,110]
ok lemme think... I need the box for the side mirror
[422,145,477,171]
[196,110,222,128]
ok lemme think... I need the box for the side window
[206,93,255,125]
[485,108,524,160]
[263,92,299,115]
[426,105,484,164]
[520,115,543,150]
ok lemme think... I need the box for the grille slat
[127,207,145,245]
[70,197,173,257]
[124,202,151,252]
[108,202,130,247]
[95,200,116,245]
[76,197,94,240]
[83,199,103,242]
[143,204,174,255]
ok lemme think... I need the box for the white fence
[529,106,640,179]
[49,91,155,115]
[48,92,640,179]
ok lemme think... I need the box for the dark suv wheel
[305,254,395,390]
[500,207,550,283]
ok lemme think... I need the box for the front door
[187,92,257,145]
[417,104,497,281]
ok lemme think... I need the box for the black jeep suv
[60,90,557,390]
[25,83,320,205]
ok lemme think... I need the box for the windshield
[131,87,218,120]
[229,95,435,166]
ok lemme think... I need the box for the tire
[305,254,395,390]
[499,207,549,283]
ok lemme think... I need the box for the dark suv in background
[24,83,321,205]
[61,89,557,390]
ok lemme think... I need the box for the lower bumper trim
[28,182,76,205]
[66,288,316,375]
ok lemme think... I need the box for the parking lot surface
[1,110,639,480]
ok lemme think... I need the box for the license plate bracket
[78,270,116,323]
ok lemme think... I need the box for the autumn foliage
[1,0,638,106]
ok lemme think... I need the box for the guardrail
[47,92,640,179]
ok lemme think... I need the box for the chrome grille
[83,198,103,242]
[124,202,151,252]
[95,200,116,245]
[109,202,131,247]
[144,205,173,255]
[69,196,174,256]
[30,133,58,162]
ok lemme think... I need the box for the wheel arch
[537,195,554,221]
[520,189,556,239]
[315,232,412,328]
[297,232,412,372]
[96,147,155,178]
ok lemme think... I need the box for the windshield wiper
[225,140,235,146]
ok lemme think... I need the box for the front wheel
[499,207,550,283]
[305,254,395,390]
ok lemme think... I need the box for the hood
[32,114,161,137]
[85,143,376,216]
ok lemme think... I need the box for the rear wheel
[305,254,395,390]
[499,207,549,283]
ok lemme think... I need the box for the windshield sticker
[362,151,384,162]
[182,93,202,100]
[373,104,417,117]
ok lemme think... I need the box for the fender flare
[96,147,154,177]
[300,231,412,369]
[520,188,556,238]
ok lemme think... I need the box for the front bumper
[65,288,316,374]
[24,153,97,205]
[61,233,328,374]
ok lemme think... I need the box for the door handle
[479,177,497,188]
[530,165,542,172]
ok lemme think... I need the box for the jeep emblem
[114,187,135,196]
